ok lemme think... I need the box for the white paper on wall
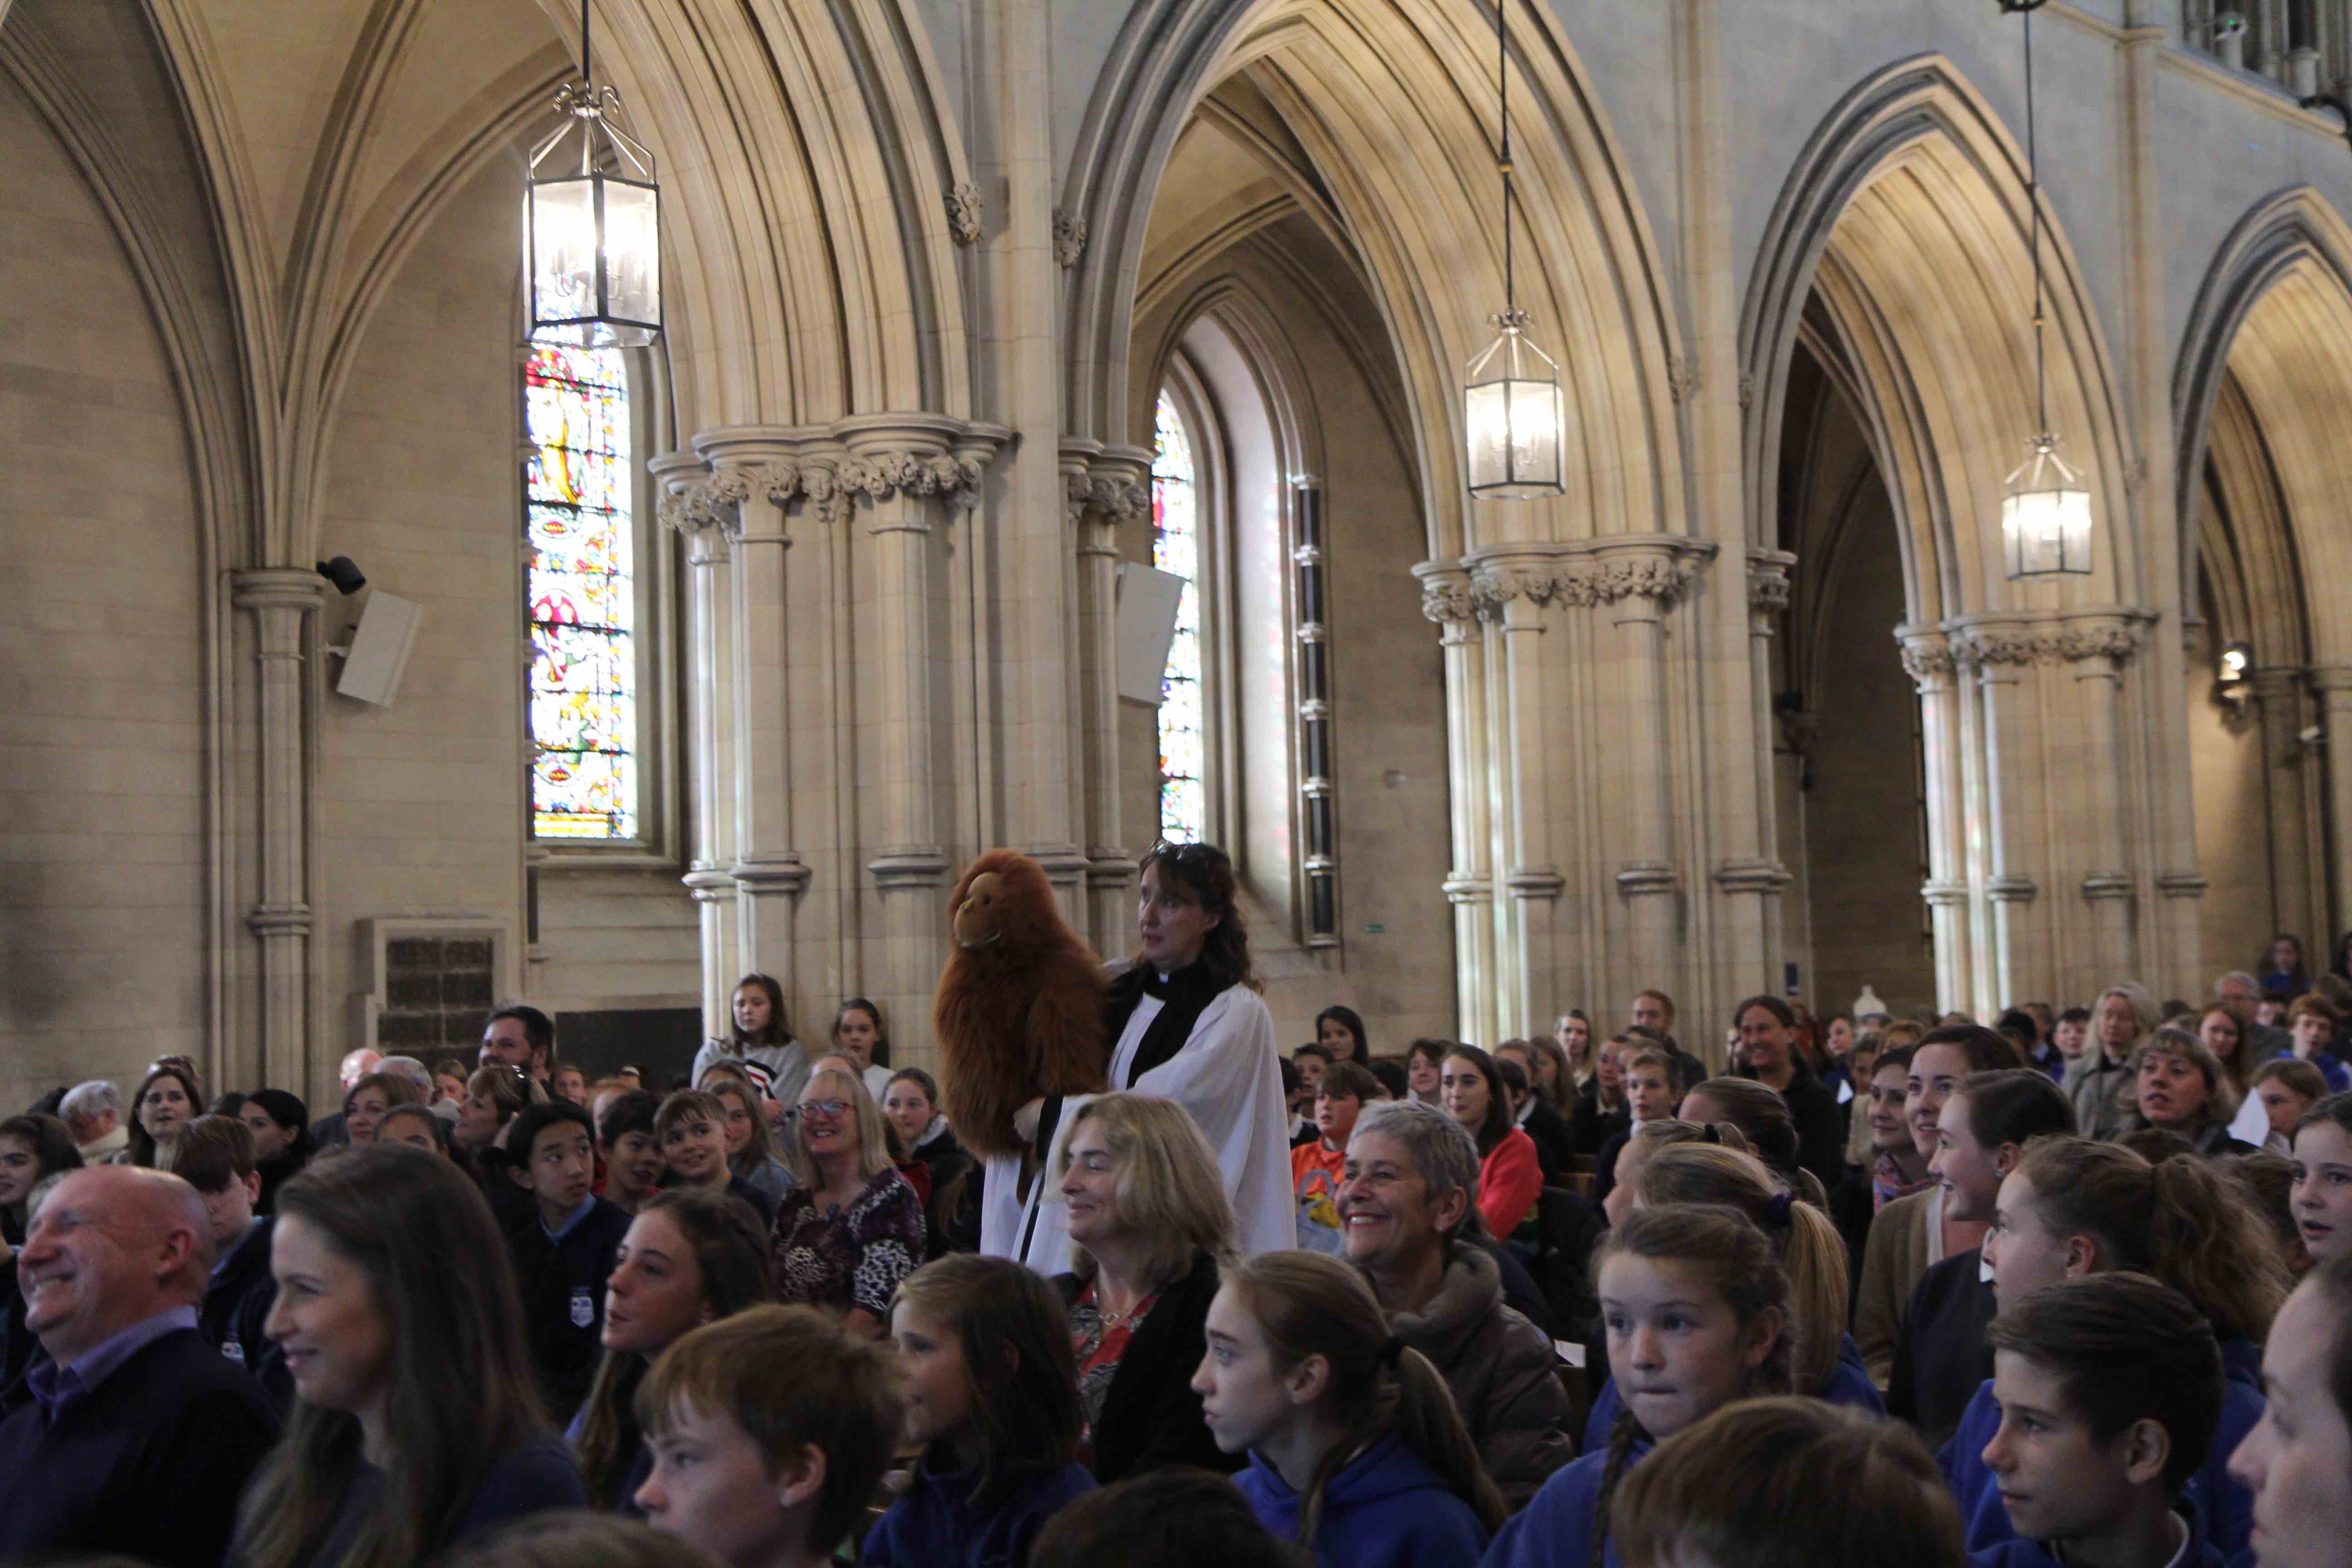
[1115,562,1186,705]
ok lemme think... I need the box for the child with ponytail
[1191,1250,1505,1568]
[1944,1135,2290,1563]
[1572,1142,1877,1452]
[866,1254,1095,1567]
[1482,1205,1794,1568]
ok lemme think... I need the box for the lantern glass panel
[599,177,661,337]
[529,177,598,333]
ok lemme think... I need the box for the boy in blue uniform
[1973,1274,2227,1568]
[503,1099,631,1426]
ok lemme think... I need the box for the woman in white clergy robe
[985,840,1293,1273]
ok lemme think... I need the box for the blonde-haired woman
[1049,1092,1238,1484]
[768,1066,922,1340]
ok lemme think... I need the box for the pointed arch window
[1152,394,1207,845]
[524,343,640,839]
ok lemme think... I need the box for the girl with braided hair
[1192,1250,1503,1568]
[1481,1205,1794,1568]
[1572,1142,1879,1453]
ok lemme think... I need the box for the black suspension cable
[1498,0,1514,313]
[2023,1,2048,434]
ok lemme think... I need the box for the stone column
[2253,666,2322,941]
[1725,550,1798,982]
[2063,618,2145,985]
[656,455,740,1035]
[1470,554,1562,1037]
[683,444,811,999]
[1593,542,1706,1010]
[1898,627,1972,1011]
[1065,443,1150,951]
[232,568,323,1098]
[2313,666,2352,935]
[838,419,1000,1054]
[1960,627,2047,1010]
[1417,564,1497,1045]
[2121,2,2205,995]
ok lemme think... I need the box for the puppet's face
[952,872,1007,949]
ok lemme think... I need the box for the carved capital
[2057,622,2144,667]
[1896,629,1957,684]
[1746,549,1796,616]
[1955,627,2056,668]
[1468,559,1559,617]
[944,181,985,246]
[1054,209,1088,268]
[1062,469,1147,534]
[1592,551,1705,608]
[836,450,989,515]
[1413,564,1478,628]
[658,466,757,540]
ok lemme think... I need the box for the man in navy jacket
[0,1164,280,1568]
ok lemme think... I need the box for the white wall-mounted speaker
[335,591,422,707]
[1116,562,1185,704]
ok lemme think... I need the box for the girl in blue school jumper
[1482,1203,1796,1568]
[863,1255,1095,1568]
[1938,1136,2284,1565]
[1581,1142,1881,1454]
[1194,1250,1503,1568]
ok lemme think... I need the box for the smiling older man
[0,1165,279,1567]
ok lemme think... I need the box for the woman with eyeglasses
[768,1065,923,1340]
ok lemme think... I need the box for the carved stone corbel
[1054,209,1088,268]
[945,182,985,246]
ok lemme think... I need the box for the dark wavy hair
[729,972,794,1049]
[1129,841,1257,993]
[1314,1005,1369,1062]
[0,1113,83,1187]
[127,1062,205,1169]
[1440,1044,1517,1157]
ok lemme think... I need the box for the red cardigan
[1478,1127,1543,1238]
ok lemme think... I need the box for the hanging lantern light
[1464,0,1565,500]
[2000,0,2090,579]
[526,0,661,348]
[2001,434,2092,577]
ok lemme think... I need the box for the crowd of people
[3,868,2351,1568]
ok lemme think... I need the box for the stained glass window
[1153,394,1205,844]
[524,343,639,839]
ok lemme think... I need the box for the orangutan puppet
[932,850,1109,1161]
